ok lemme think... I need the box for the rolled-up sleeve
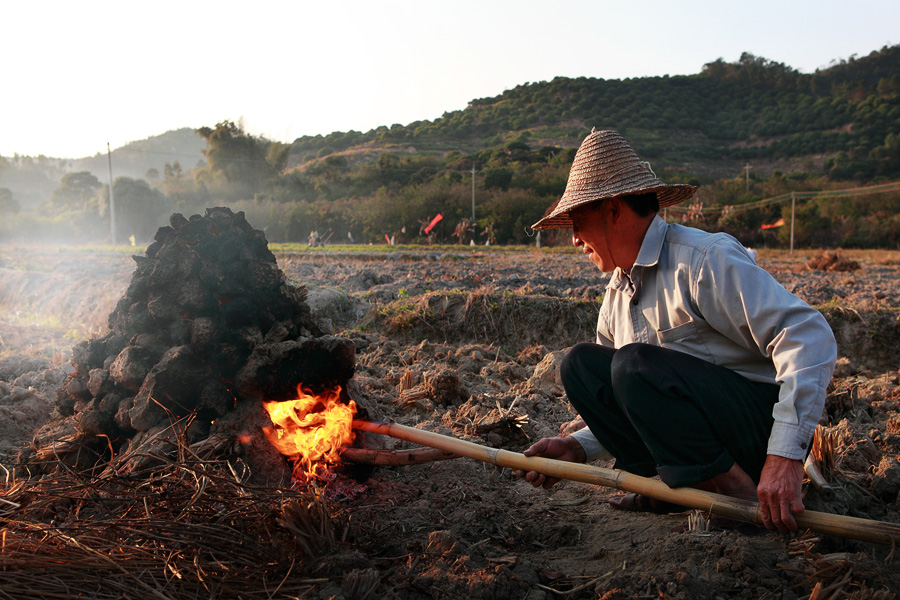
[570,426,613,461]
[693,240,837,460]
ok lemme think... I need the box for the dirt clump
[20,208,356,484]
[806,249,861,272]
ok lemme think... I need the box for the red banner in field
[761,218,786,230]
[424,213,443,234]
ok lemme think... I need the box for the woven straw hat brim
[532,181,696,230]
[531,130,697,230]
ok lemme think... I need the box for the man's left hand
[756,455,805,532]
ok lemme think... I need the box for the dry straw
[0,427,347,599]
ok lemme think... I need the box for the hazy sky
[3,0,898,159]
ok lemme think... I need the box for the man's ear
[607,197,622,223]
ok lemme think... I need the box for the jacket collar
[607,215,667,295]
[634,214,667,268]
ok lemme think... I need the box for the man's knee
[610,343,660,380]
[610,343,667,410]
[560,342,600,385]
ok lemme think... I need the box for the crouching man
[516,129,836,533]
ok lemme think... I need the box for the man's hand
[756,455,805,532]
[513,436,587,490]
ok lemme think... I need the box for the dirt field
[2,243,900,599]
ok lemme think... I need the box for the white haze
[2,0,898,159]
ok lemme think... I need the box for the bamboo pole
[352,420,900,546]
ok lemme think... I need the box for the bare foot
[710,463,757,501]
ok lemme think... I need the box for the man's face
[570,201,616,272]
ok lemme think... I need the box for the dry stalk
[277,487,339,559]
[782,532,895,599]
[341,567,381,600]
[812,425,837,478]
[33,433,82,462]
[686,510,711,532]
[0,424,348,599]
[398,389,428,407]
[398,370,415,393]
[0,481,24,517]
[805,426,837,501]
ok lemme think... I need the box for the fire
[262,386,357,476]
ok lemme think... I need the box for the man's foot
[710,463,758,501]
[608,493,688,515]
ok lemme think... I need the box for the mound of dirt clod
[19,208,358,483]
[806,249,861,272]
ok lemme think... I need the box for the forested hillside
[290,46,900,179]
[2,46,899,248]
[0,129,204,213]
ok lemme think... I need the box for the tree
[196,121,273,198]
[483,168,513,191]
[306,154,349,185]
[0,187,19,215]
[48,171,102,214]
[160,160,200,210]
[164,161,182,179]
[109,177,171,243]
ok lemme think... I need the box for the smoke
[0,253,131,360]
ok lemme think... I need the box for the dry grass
[366,290,599,352]
[0,435,346,599]
[0,267,123,361]
[783,533,896,600]
[754,248,900,266]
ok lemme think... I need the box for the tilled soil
[1,244,900,599]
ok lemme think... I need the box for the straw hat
[532,129,696,230]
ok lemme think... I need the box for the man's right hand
[514,436,587,489]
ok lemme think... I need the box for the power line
[666,179,900,254]
[666,180,900,215]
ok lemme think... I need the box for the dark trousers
[560,342,780,488]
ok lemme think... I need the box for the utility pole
[790,191,796,254]
[471,164,476,239]
[107,142,117,246]
[743,164,752,191]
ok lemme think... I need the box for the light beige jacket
[572,215,837,462]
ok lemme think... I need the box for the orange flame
[261,386,357,476]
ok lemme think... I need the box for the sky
[3,0,898,159]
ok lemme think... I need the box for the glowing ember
[262,386,356,476]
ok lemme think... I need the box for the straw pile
[0,429,346,599]
[28,206,356,478]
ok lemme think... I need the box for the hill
[288,45,900,181]
[2,46,899,248]
[69,128,206,182]
[0,128,205,212]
